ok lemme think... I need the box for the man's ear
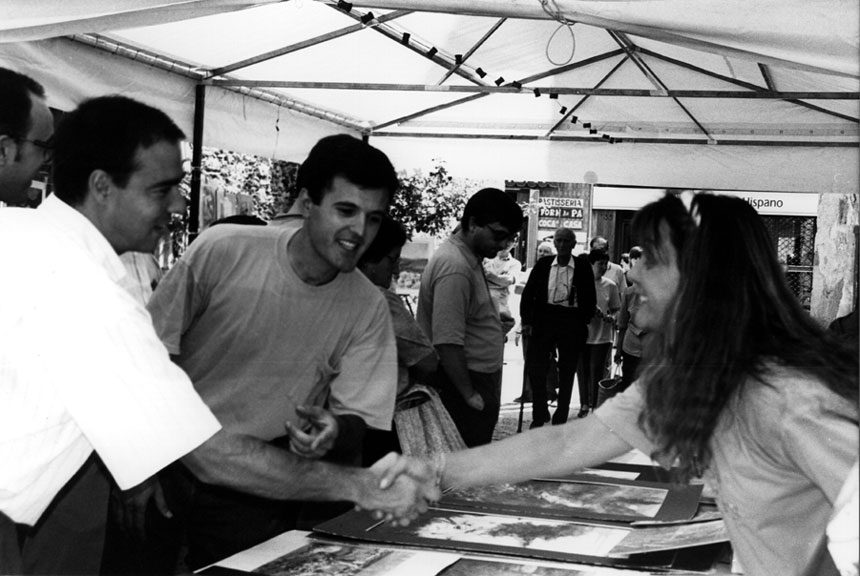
[300,188,313,215]
[0,135,18,168]
[88,170,114,203]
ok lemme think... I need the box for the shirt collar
[551,255,576,269]
[449,233,482,269]
[38,194,128,285]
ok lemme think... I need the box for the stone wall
[810,193,858,324]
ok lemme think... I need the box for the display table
[199,453,735,575]
[201,529,734,576]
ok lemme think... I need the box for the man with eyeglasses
[520,227,596,428]
[0,67,53,205]
[416,188,524,447]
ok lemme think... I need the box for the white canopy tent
[1,0,857,193]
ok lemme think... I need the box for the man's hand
[464,390,485,411]
[355,453,441,526]
[284,405,339,459]
[113,477,171,542]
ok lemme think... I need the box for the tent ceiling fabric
[0,0,857,191]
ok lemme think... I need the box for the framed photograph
[314,509,678,571]
[440,475,702,523]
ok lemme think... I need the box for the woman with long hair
[381,192,858,576]
[633,193,858,574]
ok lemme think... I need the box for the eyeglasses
[17,136,54,163]
[484,224,517,243]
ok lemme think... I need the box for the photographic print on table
[251,541,419,576]
[441,475,702,523]
[314,509,676,571]
[608,519,730,557]
[439,557,635,576]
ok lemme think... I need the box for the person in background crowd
[357,215,438,461]
[143,134,436,570]
[384,192,857,576]
[358,216,465,462]
[417,188,523,447]
[614,246,646,392]
[625,246,642,286]
[513,240,559,404]
[119,250,165,305]
[0,67,53,205]
[589,235,626,297]
[575,249,621,417]
[520,227,596,427]
[484,241,522,337]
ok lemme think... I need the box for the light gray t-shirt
[595,366,858,576]
[416,234,504,373]
[148,224,397,436]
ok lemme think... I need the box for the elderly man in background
[520,227,596,427]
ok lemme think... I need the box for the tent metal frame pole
[374,48,625,131]
[189,83,206,238]
[68,34,366,130]
[370,132,858,146]
[607,30,714,140]
[332,3,490,87]
[209,80,856,99]
[758,63,776,91]
[639,47,860,123]
[545,55,629,137]
[207,10,412,78]
[436,17,506,84]
[607,31,667,95]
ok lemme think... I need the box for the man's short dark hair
[52,96,185,205]
[629,246,643,260]
[588,248,610,265]
[0,67,46,140]
[360,215,408,264]
[296,134,399,205]
[460,188,524,232]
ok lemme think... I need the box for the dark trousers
[577,342,613,409]
[620,351,641,393]
[21,454,110,575]
[527,308,588,425]
[437,368,502,447]
[0,512,22,576]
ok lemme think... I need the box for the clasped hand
[355,453,442,526]
[284,405,338,459]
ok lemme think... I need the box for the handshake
[284,405,444,526]
[354,452,445,526]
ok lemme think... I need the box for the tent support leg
[189,83,206,240]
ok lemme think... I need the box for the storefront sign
[593,187,818,216]
[538,196,585,230]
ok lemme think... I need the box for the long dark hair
[639,193,858,480]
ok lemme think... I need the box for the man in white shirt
[0,95,437,574]
[520,228,596,427]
